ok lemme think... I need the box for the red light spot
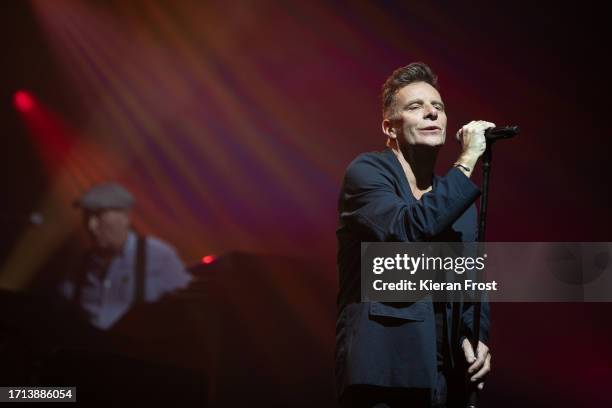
[14,90,35,112]
[201,255,216,264]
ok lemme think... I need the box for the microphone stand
[465,144,490,408]
[466,125,519,408]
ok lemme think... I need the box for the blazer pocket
[368,301,428,322]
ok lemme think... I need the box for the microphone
[484,125,520,141]
[456,125,520,142]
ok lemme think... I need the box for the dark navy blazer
[335,148,490,397]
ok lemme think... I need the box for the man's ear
[382,118,396,139]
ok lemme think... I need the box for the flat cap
[74,182,134,211]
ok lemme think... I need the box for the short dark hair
[381,62,438,118]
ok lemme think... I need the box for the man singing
[336,62,492,407]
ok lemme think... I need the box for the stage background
[1,1,611,406]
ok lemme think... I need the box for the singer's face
[84,209,130,254]
[386,81,447,148]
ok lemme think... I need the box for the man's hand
[461,338,491,390]
[454,120,495,177]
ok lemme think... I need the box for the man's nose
[423,104,438,119]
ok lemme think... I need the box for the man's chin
[413,139,444,148]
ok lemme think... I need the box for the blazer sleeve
[339,154,481,242]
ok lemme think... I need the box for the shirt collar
[119,230,137,259]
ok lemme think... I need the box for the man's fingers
[469,349,488,373]
[462,339,476,364]
[471,353,491,382]
[477,342,490,357]
[468,357,483,373]
[457,120,496,142]
[463,340,491,389]
[468,342,490,373]
[456,122,475,142]
[455,127,464,142]
[474,120,495,128]
[479,121,496,135]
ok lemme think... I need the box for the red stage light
[201,255,216,264]
[14,90,35,112]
